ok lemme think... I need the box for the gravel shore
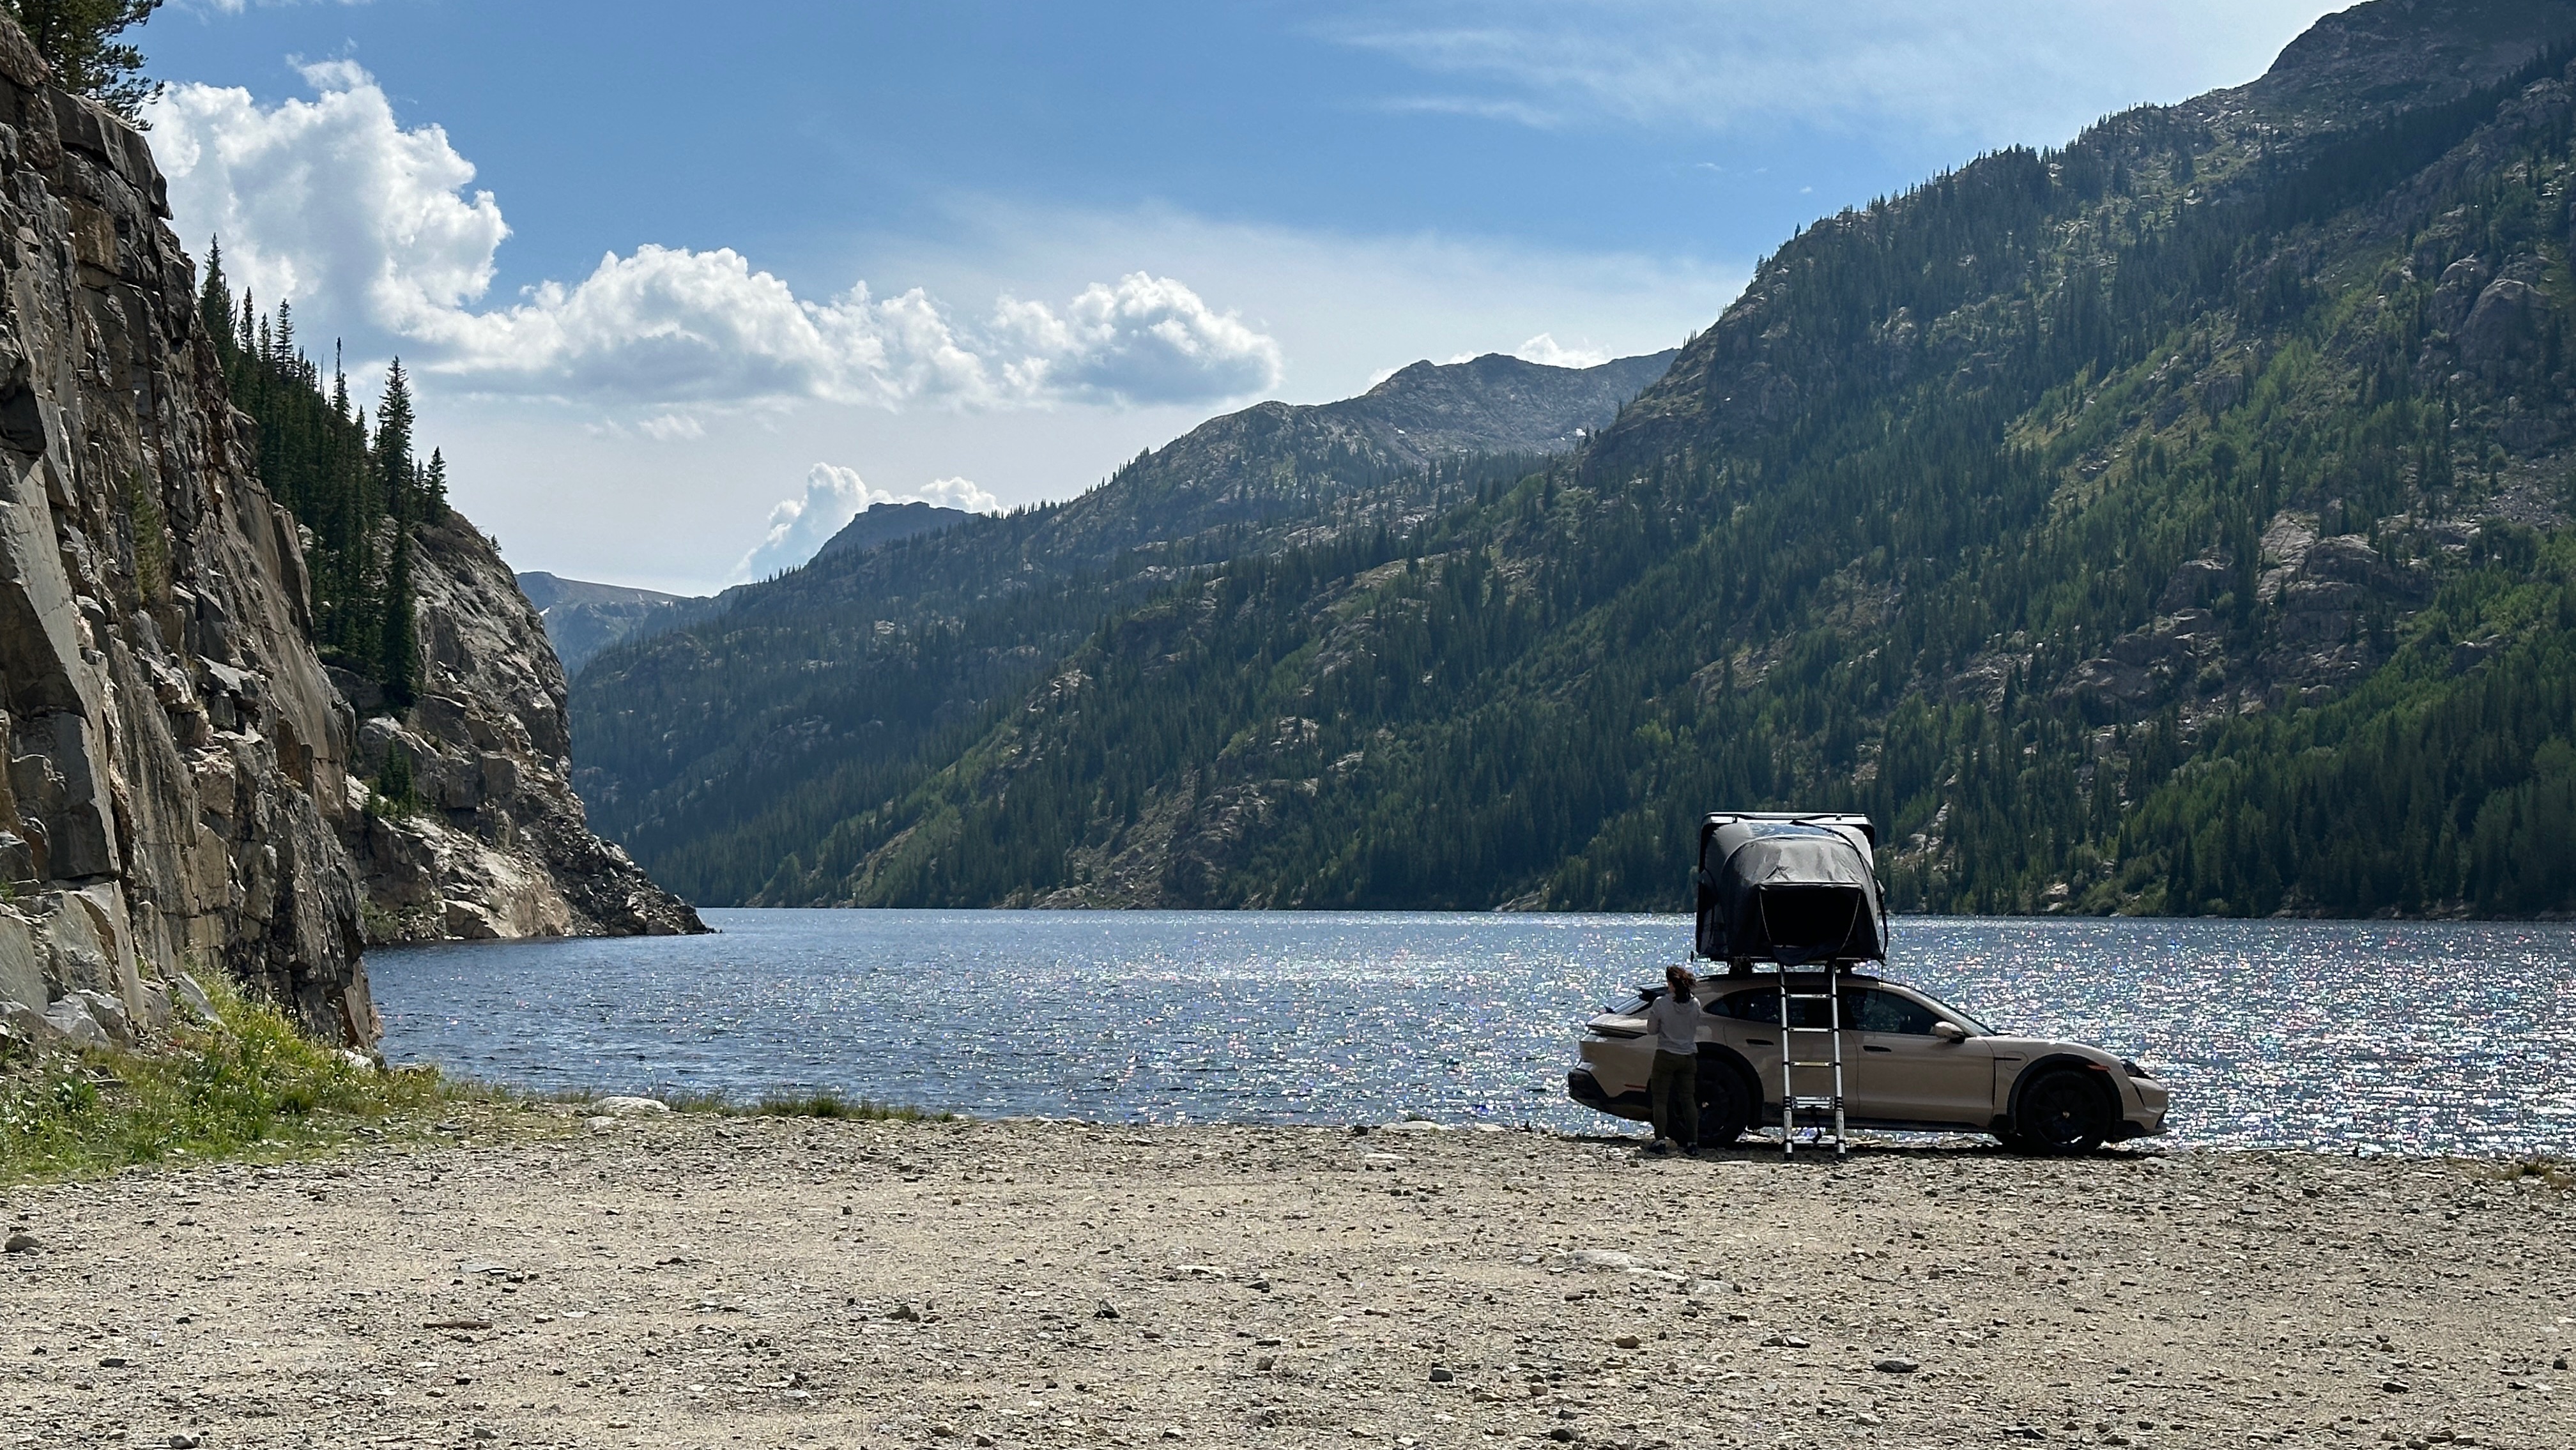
[4,1113,2570,1449]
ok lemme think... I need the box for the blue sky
[142,0,2340,593]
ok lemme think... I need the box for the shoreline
[5,1113,2570,1449]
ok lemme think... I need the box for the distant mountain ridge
[567,347,1682,898]
[517,572,696,676]
[812,501,972,563]
[578,0,2576,919]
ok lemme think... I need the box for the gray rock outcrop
[0,20,371,1040]
[340,514,705,942]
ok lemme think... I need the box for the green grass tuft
[0,976,468,1184]
[749,1090,950,1122]
[651,1087,953,1121]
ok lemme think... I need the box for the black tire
[2010,1068,2112,1155]
[1695,1062,1751,1148]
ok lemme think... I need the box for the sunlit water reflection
[368,910,2576,1156]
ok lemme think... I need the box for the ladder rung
[1788,1060,1837,1068]
[1790,1096,1841,1109]
[1782,992,1837,1000]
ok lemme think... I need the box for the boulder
[42,995,107,1048]
[2460,278,2540,365]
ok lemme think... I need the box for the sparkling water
[369,909,2576,1155]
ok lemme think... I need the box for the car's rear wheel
[2009,1068,2112,1154]
[1696,1062,1751,1148]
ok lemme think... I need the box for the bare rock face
[338,514,705,943]
[0,24,371,1040]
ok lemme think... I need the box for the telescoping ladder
[1777,963,1848,1157]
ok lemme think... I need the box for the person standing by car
[1643,965,1705,1154]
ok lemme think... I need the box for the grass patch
[0,976,504,1184]
[2491,1156,2575,1191]
[750,1090,950,1122]
[652,1087,954,1122]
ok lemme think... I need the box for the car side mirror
[1931,1021,1966,1042]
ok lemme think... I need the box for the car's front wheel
[1696,1062,1751,1148]
[2007,1067,2112,1154]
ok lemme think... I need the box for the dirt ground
[3,1112,2571,1450]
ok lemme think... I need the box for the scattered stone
[1761,1334,1809,1348]
[1873,1358,1919,1374]
[1428,1366,1454,1382]
[167,1435,201,1449]
[594,1096,671,1117]
[1548,1429,1575,1443]
[67,989,132,1046]
[928,1421,956,1439]
[135,981,172,1032]
[3,1232,37,1254]
[0,1000,43,1048]
[2382,1380,2411,1394]
[887,1303,922,1322]
[1613,1335,1641,1350]
[172,974,217,1022]
[1094,1299,1121,1320]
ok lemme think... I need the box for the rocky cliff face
[341,516,705,942]
[0,19,704,1053]
[0,24,370,1041]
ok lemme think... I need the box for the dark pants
[1648,1050,1697,1148]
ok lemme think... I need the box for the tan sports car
[1567,970,2171,1152]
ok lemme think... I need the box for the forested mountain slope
[569,350,1675,902]
[751,0,2576,917]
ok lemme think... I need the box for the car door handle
[1862,1045,1892,1054]
[1745,1038,1775,1047]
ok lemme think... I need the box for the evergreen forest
[195,247,448,705]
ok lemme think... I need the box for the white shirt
[1643,991,1705,1055]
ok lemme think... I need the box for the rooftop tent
[1694,814,1887,965]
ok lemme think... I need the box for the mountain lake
[369,909,2576,1156]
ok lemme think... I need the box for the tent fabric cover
[1695,818,1886,964]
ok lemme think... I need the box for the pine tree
[374,360,419,704]
[4,1,164,121]
[195,238,236,367]
[424,448,448,519]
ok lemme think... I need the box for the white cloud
[146,67,1283,411]
[915,477,1006,515]
[637,413,704,442]
[146,61,507,336]
[1444,332,1611,369]
[731,463,1004,583]
[1324,0,2339,143]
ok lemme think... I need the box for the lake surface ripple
[369,910,2576,1156]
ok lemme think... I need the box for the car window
[1852,988,1942,1035]
[1711,990,1774,1023]
[1710,989,1841,1029]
